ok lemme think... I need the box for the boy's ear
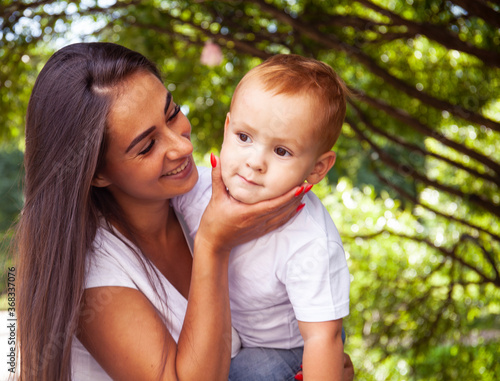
[91,173,112,188]
[224,112,231,133]
[306,151,336,185]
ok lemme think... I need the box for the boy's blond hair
[231,54,347,153]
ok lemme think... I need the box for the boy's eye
[238,133,251,143]
[275,147,291,157]
[139,139,155,155]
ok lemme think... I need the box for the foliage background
[1,0,499,380]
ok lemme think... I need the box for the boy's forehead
[235,79,314,108]
[230,90,324,154]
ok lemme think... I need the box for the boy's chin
[226,188,263,204]
[228,192,260,204]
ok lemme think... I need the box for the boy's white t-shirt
[172,166,350,349]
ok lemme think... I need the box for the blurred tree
[0,147,23,231]
[1,0,499,379]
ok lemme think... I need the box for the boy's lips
[238,174,260,186]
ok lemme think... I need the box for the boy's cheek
[220,167,232,188]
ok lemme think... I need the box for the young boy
[173,54,350,380]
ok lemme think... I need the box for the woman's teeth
[165,158,189,176]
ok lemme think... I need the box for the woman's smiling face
[94,70,198,205]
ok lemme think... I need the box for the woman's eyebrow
[125,92,172,153]
[164,92,172,115]
[125,126,156,153]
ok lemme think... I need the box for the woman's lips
[164,157,190,176]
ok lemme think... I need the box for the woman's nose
[165,129,193,160]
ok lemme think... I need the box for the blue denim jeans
[229,346,304,381]
[228,327,346,380]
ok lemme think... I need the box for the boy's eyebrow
[236,120,257,133]
[125,93,172,153]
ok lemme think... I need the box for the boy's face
[220,81,326,204]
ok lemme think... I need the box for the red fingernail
[210,153,217,168]
[304,184,313,193]
[294,186,304,197]
[294,373,303,380]
[296,203,305,212]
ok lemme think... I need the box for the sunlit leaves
[0,1,499,379]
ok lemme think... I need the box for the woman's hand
[196,154,306,253]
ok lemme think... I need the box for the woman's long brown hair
[16,42,161,380]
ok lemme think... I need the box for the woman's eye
[238,133,251,143]
[139,139,155,155]
[275,147,291,157]
[168,105,181,122]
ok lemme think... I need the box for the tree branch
[0,0,57,22]
[348,101,500,186]
[346,116,500,217]
[355,0,500,68]
[248,0,500,132]
[450,0,500,28]
[318,15,389,30]
[134,9,271,59]
[460,234,500,280]
[372,169,500,243]
[79,0,143,16]
[360,31,415,45]
[128,20,206,48]
[350,90,500,177]
[347,229,499,286]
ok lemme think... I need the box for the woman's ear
[91,173,112,188]
[306,151,336,185]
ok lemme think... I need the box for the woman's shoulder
[92,224,132,253]
[84,223,188,341]
[85,224,142,290]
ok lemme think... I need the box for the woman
[17,42,304,380]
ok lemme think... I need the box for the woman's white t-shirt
[71,222,241,380]
[71,226,188,380]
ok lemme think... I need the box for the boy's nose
[246,152,267,173]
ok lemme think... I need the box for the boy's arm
[298,319,344,381]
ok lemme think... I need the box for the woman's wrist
[194,228,232,260]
